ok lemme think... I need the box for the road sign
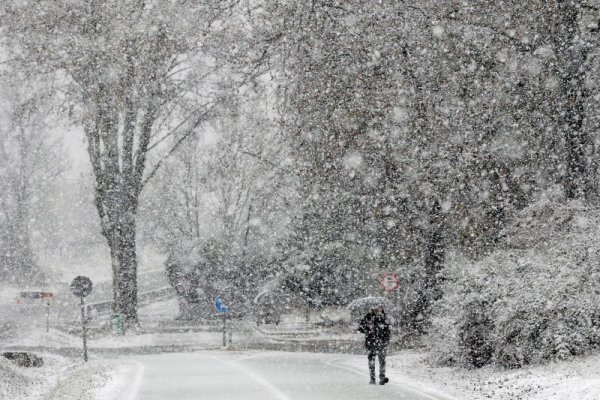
[16,291,54,303]
[70,276,93,298]
[214,296,230,314]
[214,295,232,346]
[40,292,54,300]
[380,272,400,291]
[16,291,55,332]
[70,276,93,362]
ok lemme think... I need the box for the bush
[431,202,600,368]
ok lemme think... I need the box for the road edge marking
[125,360,145,400]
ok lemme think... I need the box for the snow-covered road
[98,351,447,400]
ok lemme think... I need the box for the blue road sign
[214,296,230,314]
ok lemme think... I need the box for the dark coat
[358,310,391,350]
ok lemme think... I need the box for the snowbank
[5,328,82,349]
[0,355,34,400]
[45,360,115,400]
[0,351,114,400]
[91,331,223,349]
[392,349,600,400]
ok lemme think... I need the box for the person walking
[358,304,390,385]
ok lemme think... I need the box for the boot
[379,376,389,385]
[369,363,376,385]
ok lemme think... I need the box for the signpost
[41,292,53,333]
[17,291,54,333]
[380,272,400,291]
[70,276,93,362]
[214,295,231,346]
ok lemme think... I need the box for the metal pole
[45,300,50,333]
[228,315,232,345]
[222,315,227,346]
[80,297,88,362]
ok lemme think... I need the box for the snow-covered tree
[141,90,297,317]
[252,0,409,303]
[0,67,65,285]
[1,0,243,321]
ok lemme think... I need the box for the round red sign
[380,272,400,291]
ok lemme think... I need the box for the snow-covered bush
[431,201,600,368]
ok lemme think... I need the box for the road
[100,351,449,400]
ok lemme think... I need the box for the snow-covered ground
[96,351,452,400]
[4,318,600,399]
[4,294,600,400]
[0,351,114,400]
[387,350,600,400]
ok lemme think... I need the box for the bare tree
[0,72,65,285]
[2,1,243,321]
[140,95,296,305]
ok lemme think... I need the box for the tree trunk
[85,73,150,324]
[116,213,138,323]
[104,208,138,322]
[411,199,445,334]
[563,78,589,200]
[553,0,592,200]
[423,199,445,302]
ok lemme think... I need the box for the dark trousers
[367,347,386,380]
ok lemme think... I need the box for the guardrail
[85,286,176,318]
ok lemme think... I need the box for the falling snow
[1,1,600,399]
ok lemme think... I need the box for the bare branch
[140,106,214,191]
